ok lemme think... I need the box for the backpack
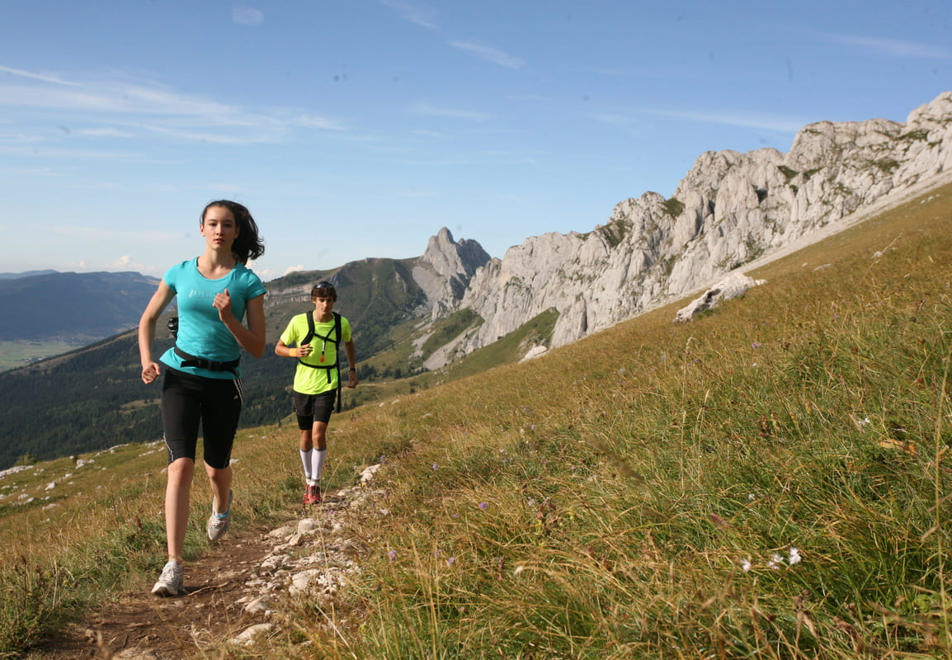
[298,311,343,412]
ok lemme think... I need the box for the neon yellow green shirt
[280,312,352,395]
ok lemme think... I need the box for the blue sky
[1,0,949,281]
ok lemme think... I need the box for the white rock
[520,345,548,362]
[675,272,766,322]
[230,623,273,646]
[244,596,272,615]
[289,569,324,597]
[359,464,381,483]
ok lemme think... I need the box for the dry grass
[2,183,951,657]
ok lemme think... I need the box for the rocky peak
[412,227,491,317]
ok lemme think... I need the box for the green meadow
[2,183,951,658]
[0,340,83,373]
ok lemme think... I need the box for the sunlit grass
[0,340,82,372]
[2,184,951,657]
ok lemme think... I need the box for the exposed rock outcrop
[675,272,766,323]
[446,91,952,360]
[227,464,386,648]
[411,227,491,317]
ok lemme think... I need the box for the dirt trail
[34,505,313,658]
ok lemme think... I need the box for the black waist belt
[174,346,240,373]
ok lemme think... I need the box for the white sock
[300,449,313,484]
[312,449,327,484]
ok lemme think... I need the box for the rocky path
[35,465,383,659]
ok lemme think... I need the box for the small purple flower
[479,502,488,510]
[388,550,397,561]
[446,556,456,567]
[751,341,763,349]
[432,463,438,471]
[530,424,536,431]
[452,512,459,518]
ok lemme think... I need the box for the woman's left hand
[213,289,233,321]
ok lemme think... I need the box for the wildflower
[788,547,802,565]
[431,463,438,471]
[446,556,456,567]
[751,341,763,349]
[479,502,488,510]
[767,553,783,570]
[530,424,536,431]
[747,493,756,501]
[741,559,752,572]
[388,550,397,561]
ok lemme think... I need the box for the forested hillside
[0,256,485,469]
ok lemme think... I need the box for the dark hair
[201,200,265,264]
[311,280,337,301]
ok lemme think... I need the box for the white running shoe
[207,489,233,541]
[151,560,183,597]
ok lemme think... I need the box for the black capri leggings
[161,367,242,469]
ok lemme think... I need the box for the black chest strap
[298,312,343,412]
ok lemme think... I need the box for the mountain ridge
[0,271,160,342]
[2,91,950,468]
[442,91,952,365]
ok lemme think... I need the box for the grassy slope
[1,183,951,657]
[0,340,86,372]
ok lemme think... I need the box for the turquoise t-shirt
[159,258,266,379]
[280,312,352,394]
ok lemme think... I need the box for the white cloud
[76,127,135,138]
[0,66,347,146]
[232,7,264,26]
[448,40,524,69]
[0,64,81,87]
[635,108,805,133]
[381,0,439,30]
[290,113,347,131]
[0,144,142,160]
[826,33,951,59]
[0,81,239,118]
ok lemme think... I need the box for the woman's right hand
[141,361,161,385]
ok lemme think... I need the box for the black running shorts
[161,367,242,469]
[293,389,336,429]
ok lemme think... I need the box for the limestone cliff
[411,227,491,318]
[440,91,952,364]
